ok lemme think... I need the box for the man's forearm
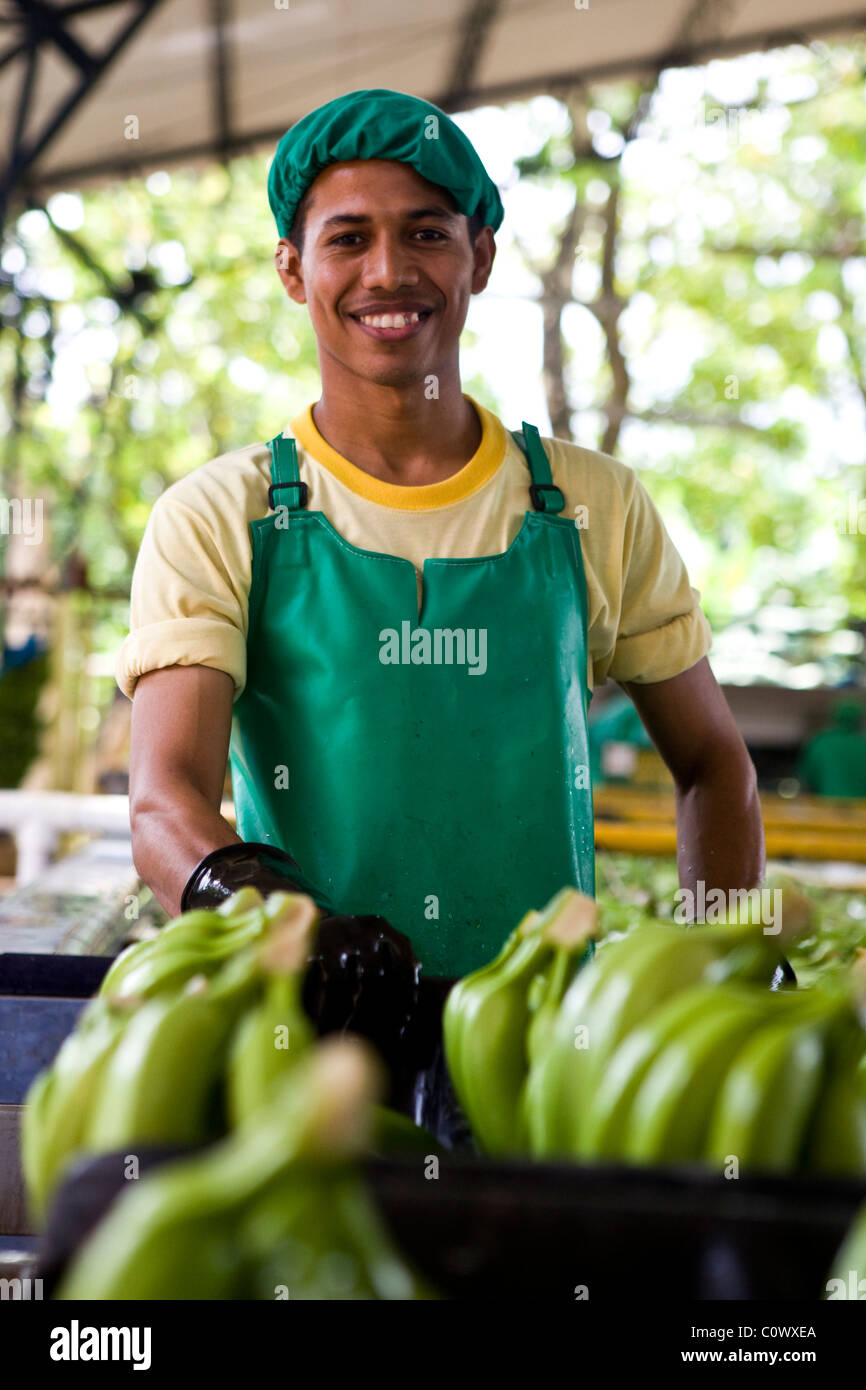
[674,745,765,913]
[131,785,242,919]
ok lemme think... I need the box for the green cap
[267,88,504,241]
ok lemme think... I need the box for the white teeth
[358,311,424,328]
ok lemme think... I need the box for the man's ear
[275,237,306,305]
[470,226,496,295]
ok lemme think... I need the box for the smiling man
[117,88,765,978]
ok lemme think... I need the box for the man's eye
[328,229,446,246]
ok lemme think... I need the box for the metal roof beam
[438,0,502,111]
[1,0,167,230]
[13,7,866,201]
[12,0,99,76]
[449,10,866,111]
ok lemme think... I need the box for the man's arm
[128,665,242,918]
[617,657,765,906]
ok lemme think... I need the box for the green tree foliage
[509,43,866,682]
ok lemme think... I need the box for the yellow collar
[288,395,506,511]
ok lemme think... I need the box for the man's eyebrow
[319,205,460,231]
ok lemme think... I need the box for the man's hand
[128,665,243,918]
[617,657,765,910]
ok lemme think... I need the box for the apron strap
[511,422,565,513]
[266,433,309,512]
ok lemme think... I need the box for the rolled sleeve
[607,602,713,684]
[115,618,247,700]
[114,489,249,701]
[606,474,713,685]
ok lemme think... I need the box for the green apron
[229,420,596,977]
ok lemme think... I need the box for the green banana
[806,1047,866,1176]
[578,983,747,1160]
[239,1171,354,1299]
[99,895,272,1003]
[442,904,544,1054]
[522,928,661,1155]
[21,997,136,1224]
[85,949,262,1153]
[56,1036,408,1300]
[226,899,317,1128]
[525,897,599,1068]
[704,995,844,1174]
[797,960,866,1176]
[240,1161,439,1300]
[444,932,551,1154]
[18,1066,58,1224]
[579,984,813,1161]
[708,957,866,1176]
[327,1170,435,1299]
[622,988,784,1164]
[443,888,597,1155]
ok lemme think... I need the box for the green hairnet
[267,88,504,241]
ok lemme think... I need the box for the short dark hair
[288,183,486,257]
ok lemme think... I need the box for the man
[117,88,764,979]
[798,697,866,798]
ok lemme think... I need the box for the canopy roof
[2,0,864,212]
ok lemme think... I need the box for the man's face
[275,159,495,389]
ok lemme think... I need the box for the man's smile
[347,302,435,341]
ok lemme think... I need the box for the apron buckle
[529,482,564,513]
[268,479,309,511]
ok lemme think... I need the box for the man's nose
[360,233,419,289]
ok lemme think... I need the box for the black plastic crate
[11,948,866,1300]
[31,1144,866,1300]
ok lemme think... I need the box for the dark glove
[180,841,333,914]
[302,912,421,1082]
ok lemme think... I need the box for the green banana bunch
[56,1036,433,1300]
[524,912,797,1159]
[84,943,265,1153]
[225,897,318,1128]
[22,892,322,1223]
[21,994,138,1225]
[443,888,598,1156]
[98,887,279,1003]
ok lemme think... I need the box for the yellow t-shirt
[114,396,712,701]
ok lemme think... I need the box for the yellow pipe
[595,820,866,862]
[593,787,866,834]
